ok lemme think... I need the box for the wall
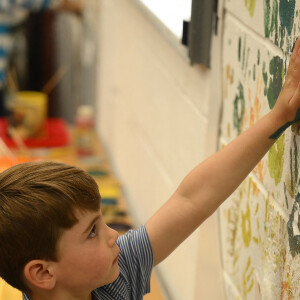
[219,1,300,299]
[96,0,300,298]
[95,0,223,299]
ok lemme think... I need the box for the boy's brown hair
[0,161,101,294]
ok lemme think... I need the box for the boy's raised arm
[146,37,300,266]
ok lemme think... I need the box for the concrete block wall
[95,0,223,299]
[220,1,300,299]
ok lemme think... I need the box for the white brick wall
[95,0,300,299]
[95,0,223,299]
[220,1,300,299]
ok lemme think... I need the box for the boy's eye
[88,224,97,239]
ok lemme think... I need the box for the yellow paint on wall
[225,64,234,99]
[285,173,295,198]
[242,257,254,298]
[242,203,252,247]
[268,134,285,185]
[244,0,256,17]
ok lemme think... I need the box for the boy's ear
[24,260,56,290]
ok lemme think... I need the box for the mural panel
[220,6,300,299]
[225,0,300,54]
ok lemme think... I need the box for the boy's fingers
[291,83,300,123]
[292,37,300,54]
[287,44,300,87]
[292,37,300,60]
[292,48,300,81]
[296,81,300,98]
[296,81,300,97]
[287,37,300,76]
[289,82,300,106]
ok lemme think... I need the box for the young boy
[1,37,300,300]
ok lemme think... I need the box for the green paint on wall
[264,0,295,49]
[282,59,285,83]
[245,0,256,17]
[284,183,289,208]
[264,0,279,45]
[245,48,250,76]
[288,192,300,257]
[257,49,260,65]
[263,61,268,96]
[233,82,245,135]
[286,135,299,198]
[279,0,295,35]
[242,36,247,71]
[253,64,256,81]
[238,37,242,62]
[267,56,283,109]
[238,35,251,78]
[268,133,285,185]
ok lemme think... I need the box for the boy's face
[51,208,120,295]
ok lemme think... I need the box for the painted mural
[226,0,300,53]
[220,1,300,299]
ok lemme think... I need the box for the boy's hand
[272,38,300,129]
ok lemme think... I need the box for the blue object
[101,198,118,205]
[0,25,10,34]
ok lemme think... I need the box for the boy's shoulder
[93,225,154,299]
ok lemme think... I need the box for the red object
[0,118,70,148]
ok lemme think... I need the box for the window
[135,0,218,67]
[139,0,192,39]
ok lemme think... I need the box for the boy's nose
[106,225,119,247]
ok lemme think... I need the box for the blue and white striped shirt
[0,0,60,88]
[23,225,154,300]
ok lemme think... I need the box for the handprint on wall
[288,193,300,257]
[242,257,254,298]
[264,0,296,49]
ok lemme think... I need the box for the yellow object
[94,177,121,199]
[0,278,22,300]
[8,91,48,138]
[100,186,121,199]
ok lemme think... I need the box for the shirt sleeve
[0,0,62,12]
[114,225,154,298]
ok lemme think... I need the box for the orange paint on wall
[254,160,265,182]
[250,107,255,127]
